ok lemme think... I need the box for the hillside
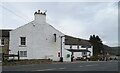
[102,45,119,55]
[111,46,119,56]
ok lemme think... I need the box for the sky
[0,1,118,47]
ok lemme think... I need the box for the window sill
[0,45,5,47]
[20,56,27,57]
[19,45,27,47]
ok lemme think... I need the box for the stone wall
[3,59,52,66]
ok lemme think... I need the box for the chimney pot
[34,10,46,23]
[43,12,46,15]
[40,12,43,14]
[38,10,40,13]
[34,11,37,14]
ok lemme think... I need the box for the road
[2,61,118,71]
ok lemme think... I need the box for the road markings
[86,64,98,67]
[71,62,77,63]
[36,68,56,71]
[79,66,83,67]
[79,64,98,68]
[35,67,66,71]
[59,67,65,69]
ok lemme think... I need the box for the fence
[2,51,20,61]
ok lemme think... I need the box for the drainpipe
[86,47,88,60]
[60,36,64,62]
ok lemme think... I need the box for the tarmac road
[2,61,119,71]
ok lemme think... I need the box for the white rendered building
[9,10,93,62]
[9,10,71,61]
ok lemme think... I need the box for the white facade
[65,45,93,59]
[9,10,71,61]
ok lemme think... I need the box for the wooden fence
[2,51,20,61]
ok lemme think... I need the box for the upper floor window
[81,45,86,48]
[0,38,5,46]
[81,45,91,48]
[53,34,56,42]
[20,37,26,45]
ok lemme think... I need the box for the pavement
[2,61,119,71]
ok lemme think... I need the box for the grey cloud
[2,2,118,46]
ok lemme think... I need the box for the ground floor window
[82,52,87,56]
[20,51,27,57]
[0,38,5,46]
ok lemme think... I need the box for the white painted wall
[72,46,77,49]
[65,45,93,59]
[9,11,71,61]
[62,37,71,61]
[64,45,71,49]
[74,52,82,58]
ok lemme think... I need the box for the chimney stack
[34,10,46,23]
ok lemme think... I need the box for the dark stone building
[0,29,12,55]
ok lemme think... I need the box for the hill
[102,45,119,55]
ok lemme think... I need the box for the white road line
[86,64,98,67]
[79,66,83,67]
[36,68,56,71]
[35,67,66,71]
[59,67,65,69]
[79,64,98,67]
[71,62,76,63]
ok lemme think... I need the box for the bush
[3,59,16,63]
[90,55,101,61]
[66,54,70,58]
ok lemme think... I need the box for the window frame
[82,52,87,55]
[53,33,56,42]
[20,37,26,46]
[0,38,5,46]
[1,39,5,45]
[77,45,79,49]
[70,45,72,49]
[81,45,91,48]
[20,51,27,57]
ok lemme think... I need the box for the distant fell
[103,45,119,55]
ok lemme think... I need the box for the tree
[89,35,104,56]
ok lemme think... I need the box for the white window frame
[0,39,1,46]
[72,46,77,49]
[20,51,27,57]
[82,52,87,56]
[20,37,26,46]
[70,45,72,49]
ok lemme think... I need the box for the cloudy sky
[0,1,118,47]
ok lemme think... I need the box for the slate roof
[66,49,91,52]
[65,35,92,46]
[0,29,12,37]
